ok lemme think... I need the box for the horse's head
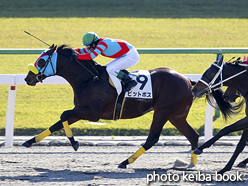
[25,44,57,86]
[223,87,242,102]
[192,55,246,120]
[192,55,224,98]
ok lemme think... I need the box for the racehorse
[191,56,248,174]
[222,87,248,168]
[23,44,199,168]
[223,86,242,103]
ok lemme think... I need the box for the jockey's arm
[76,43,107,60]
[74,48,88,54]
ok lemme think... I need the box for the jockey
[74,31,139,92]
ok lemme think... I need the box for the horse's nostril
[24,77,31,85]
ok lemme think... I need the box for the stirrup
[123,80,137,92]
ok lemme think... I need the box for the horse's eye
[38,59,46,68]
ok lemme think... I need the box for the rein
[200,62,247,94]
[34,48,100,83]
[56,57,72,75]
[38,53,99,82]
[211,69,247,89]
[73,58,99,81]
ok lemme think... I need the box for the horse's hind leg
[118,110,168,168]
[218,129,248,174]
[169,111,199,165]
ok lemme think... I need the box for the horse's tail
[206,89,244,121]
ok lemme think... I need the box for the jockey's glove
[71,53,78,60]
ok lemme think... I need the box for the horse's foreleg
[22,118,79,149]
[237,157,248,168]
[22,129,51,147]
[62,120,79,151]
[218,129,248,174]
[194,117,248,155]
[21,121,62,148]
[60,108,101,150]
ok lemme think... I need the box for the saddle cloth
[109,70,153,99]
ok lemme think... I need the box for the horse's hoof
[21,141,31,148]
[237,162,246,168]
[217,170,225,175]
[118,163,127,169]
[72,141,79,151]
[193,149,203,155]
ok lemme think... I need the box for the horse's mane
[57,44,79,56]
[56,44,103,67]
[206,89,244,121]
[225,57,247,66]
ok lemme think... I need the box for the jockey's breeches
[105,47,140,76]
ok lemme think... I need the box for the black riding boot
[120,73,137,92]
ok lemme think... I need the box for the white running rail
[0,74,215,146]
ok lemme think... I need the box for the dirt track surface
[0,145,248,186]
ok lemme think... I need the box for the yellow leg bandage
[191,150,197,165]
[128,147,146,164]
[35,129,51,142]
[62,121,73,138]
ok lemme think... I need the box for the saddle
[109,70,129,120]
[108,70,153,120]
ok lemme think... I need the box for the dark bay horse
[192,56,248,174]
[223,86,242,103]
[222,87,248,168]
[23,45,199,168]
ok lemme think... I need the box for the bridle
[199,61,248,95]
[36,54,55,83]
[199,62,224,94]
[35,52,99,83]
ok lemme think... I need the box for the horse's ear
[47,44,57,55]
[219,56,224,64]
[53,45,57,51]
[215,53,223,62]
[217,55,223,66]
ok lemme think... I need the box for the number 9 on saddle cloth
[109,69,153,120]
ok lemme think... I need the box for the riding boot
[117,71,137,92]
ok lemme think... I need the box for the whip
[24,31,50,46]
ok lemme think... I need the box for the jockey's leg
[106,47,139,92]
[116,70,137,91]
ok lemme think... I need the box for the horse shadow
[1,166,247,184]
[0,167,172,183]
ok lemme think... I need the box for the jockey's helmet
[82,32,100,46]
